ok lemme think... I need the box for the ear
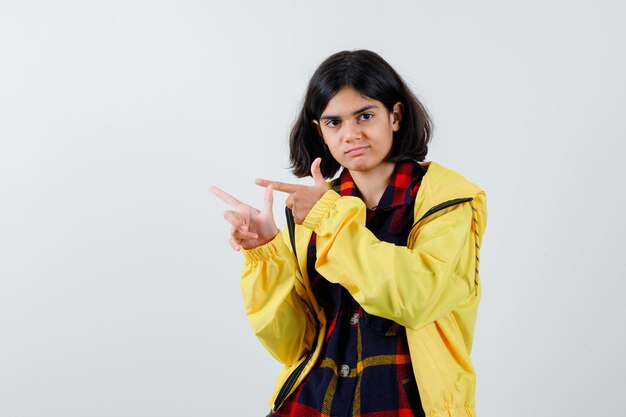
[391,102,403,132]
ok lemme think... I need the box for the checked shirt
[271,160,428,417]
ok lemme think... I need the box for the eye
[359,113,373,121]
[325,119,340,128]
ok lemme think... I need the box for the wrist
[302,190,341,230]
[242,230,284,262]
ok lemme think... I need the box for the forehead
[321,87,382,116]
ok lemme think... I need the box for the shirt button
[349,313,359,325]
[339,364,350,377]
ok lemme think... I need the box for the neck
[349,162,396,209]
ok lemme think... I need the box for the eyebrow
[320,104,378,120]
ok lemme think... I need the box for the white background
[1,1,625,416]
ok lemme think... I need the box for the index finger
[210,185,241,207]
[255,179,300,194]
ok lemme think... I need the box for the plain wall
[1,1,625,416]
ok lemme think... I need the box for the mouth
[345,146,369,155]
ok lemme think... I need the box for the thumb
[263,184,274,215]
[311,157,326,187]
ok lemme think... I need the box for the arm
[303,190,479,330]
[209,183,318,366]
[240,229,318,366]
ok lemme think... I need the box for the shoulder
[419,161,484,199]
[414,161,487,228]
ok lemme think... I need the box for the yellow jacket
[241,161,488,417]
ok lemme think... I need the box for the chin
[344,159,372,172]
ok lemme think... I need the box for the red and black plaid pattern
[272,160,427,417]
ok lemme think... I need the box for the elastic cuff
[302,190,341,230]
[242,230,284,262]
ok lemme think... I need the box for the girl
[211,50,487,417]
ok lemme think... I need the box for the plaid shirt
[272,160,427,417]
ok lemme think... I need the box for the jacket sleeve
[302,190,480,330]
[240,229,318,366]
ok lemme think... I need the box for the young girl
[211,50,487,417]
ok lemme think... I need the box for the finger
[263,185,274,215]
[285,194,294,210]
[231,224,258,240]
[229,236,241,252]
[223,210,245,227]
[311,157,326,186]
[255,179,300,194]
[210,185,241,208]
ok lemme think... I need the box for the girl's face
[313,87,402,176]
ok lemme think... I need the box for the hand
[210,184,279,251]
[255,158,330,224]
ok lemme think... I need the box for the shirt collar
[332,160,425,210]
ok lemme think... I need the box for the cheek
[321,132,338,149]
[376,130,395,153]
[321,139,343,162]
[325,143,343,161]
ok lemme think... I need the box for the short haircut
[289,49,433,179]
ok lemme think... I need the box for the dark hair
[289,49,433,179]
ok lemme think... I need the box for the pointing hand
[255,158,330,224]
[210,184,279,251]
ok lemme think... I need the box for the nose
[342,120,362,142]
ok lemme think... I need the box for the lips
[345,146,369,155]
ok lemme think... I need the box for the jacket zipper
[272,207,319,412]
[272,349,314,411]
[413,197,474,226]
